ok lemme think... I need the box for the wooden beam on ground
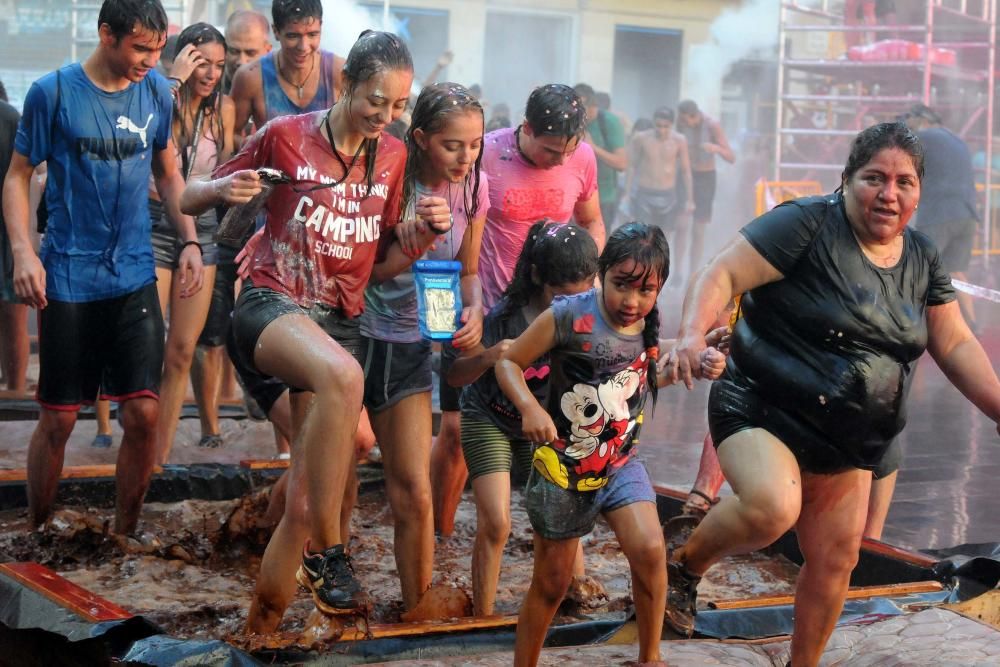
[709,580,943,610]
[0,562,132,623]
[336,614,518,642]
[860,538,939,568]
[239,459,290,471]
[651,483,688,503]
[0,464,162,482]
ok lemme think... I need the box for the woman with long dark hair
[153,23,235,463]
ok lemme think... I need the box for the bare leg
[0,301,29,392]
[155,265,216,463]
[192,344,224,440]
[688,433,725,510]
[95,399,112,436]
[677,429,802,575]
[27,408,78,527]
[688,220,708,278]
[470,470,512,616]
[791,468,871,667]
[605,501,666,664]
[430,410,467,536]
[371,392,435,610]
[671,214,692,283]
[863,470,897,541]
[512,534,579,667]
[115,397,159,534]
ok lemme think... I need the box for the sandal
[197,434,224,448]
[682,489,719,518]
[90,434,113,448]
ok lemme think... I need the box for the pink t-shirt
[479,127,598,308]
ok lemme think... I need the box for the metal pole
[383,0,391,29]
[923,0,934,105]
[774,2,787,181]
[71,0,78,63]
[984,0,996,265]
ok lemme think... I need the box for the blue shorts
[524,456,656,540]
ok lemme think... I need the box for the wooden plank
[334,615,518,642]
[0,464,162,482]
[240,459,290,471]
[709,580,943,610]
[651,483,688,503]
[0,562,132,623]
[860,538,939,569]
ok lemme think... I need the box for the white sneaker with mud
[296,543,371,615]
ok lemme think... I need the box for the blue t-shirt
[15,64,172,302]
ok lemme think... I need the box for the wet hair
[653,107,674,123]
[677,99,699,116]
[631,117,653,135]
[908,103,942,126]
[598,222,669,405]
[0,80,7,103]
[404,82,485,226]
[272,0,322,32]
[98,0,168,42]
[227,9,270,38]
[837,121,924,192]
[172,23,228,172]
[524,84,588,140]
[341,30,414,195]
[498,220,599,319]
[162,34,179,61]
[596,92,611,111]
[573,83,596,105]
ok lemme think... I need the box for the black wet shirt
[730,193,954,468]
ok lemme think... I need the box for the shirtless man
[676,99,734,278]
[222,9,272,96]
[230,0,345,130]
[626,107,694,270]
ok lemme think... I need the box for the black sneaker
[296,543,371,615]
[665,559,700,637]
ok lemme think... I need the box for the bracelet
[168,76,183,85]
[181,240,203,256]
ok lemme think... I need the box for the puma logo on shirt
[116,113,154,148]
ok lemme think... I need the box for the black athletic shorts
[37,282,164,410]
[198,244,238,347]
[361,337,432,413]
[632,187,679,232]
[708,376,894,475]
[228,283,365,416]
[692,170,717,224]
[438,344,461,412]
[149,198,220,268]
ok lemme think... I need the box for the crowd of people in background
[2,1,1000,667]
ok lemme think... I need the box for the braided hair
[404,82,484,222]
[498,220,598,319]
[598,222,670,404]
[341,30,414,196]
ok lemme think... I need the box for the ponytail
[642,304,661,406]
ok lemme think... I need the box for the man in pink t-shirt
[479,84,604,308]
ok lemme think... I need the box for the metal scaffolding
[774,0,997,254]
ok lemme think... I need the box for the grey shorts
[918,218,976,273]
[524,456,656,540]
[229,283,364,414]
[149,198,220,268]
[361,336,433,413]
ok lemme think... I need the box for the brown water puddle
[0,485,799,649]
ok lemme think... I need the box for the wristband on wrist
[181,240,203,256]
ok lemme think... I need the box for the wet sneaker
[665,559,701,637]
[296,543,371,615]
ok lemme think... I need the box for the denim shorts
[149,198,220,268]
[524,456,656,540]
[229,283,364,414]
[361,336,433,413]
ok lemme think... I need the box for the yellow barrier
[755,180,823,217]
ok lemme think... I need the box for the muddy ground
[0,482,800,653]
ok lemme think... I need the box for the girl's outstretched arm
[446,340,510,387]
[496,310,559,443]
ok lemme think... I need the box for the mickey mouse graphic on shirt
[532,352,647,491]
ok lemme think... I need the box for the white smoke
[684,0,779,114]
[319,0,402,55]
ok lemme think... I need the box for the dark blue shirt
[14,64,172,302]
[915,126,978,229]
